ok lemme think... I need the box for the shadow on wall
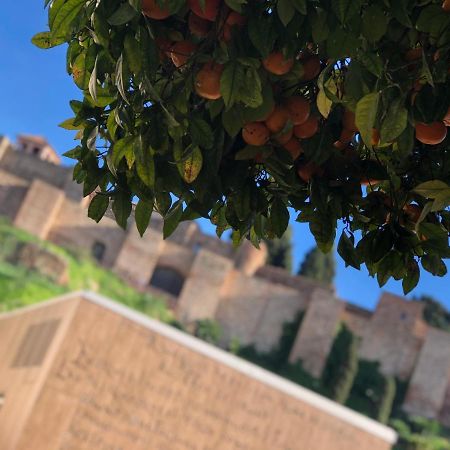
[149,266,185,297]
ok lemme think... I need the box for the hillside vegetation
[0,219,172,322]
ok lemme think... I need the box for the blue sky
[1,2,449,311]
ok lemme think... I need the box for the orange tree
[34,0,450,293]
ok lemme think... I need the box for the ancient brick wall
[113,225,164,288]
[359,293,427,380]
[176,249,234,324]
[10,295,396,450]
[47,197,126,268]
[216,270,307,352]
[403,328,450,420]
[0,170,29,220]
[13,179,64,240]
[341,304,372,339]
[288,289,343,377]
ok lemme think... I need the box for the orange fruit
[443,106,450,126]
[300,55,321,81]
[187,0,221,21]
[339,128,355,144]
[142,0,171,19]
[444,0,450,11]
[274,128,293,145]
[262,52,294,76]
[371,128,380,146]
[297,161,321,183]
[242,122,270,146]
[405,48,423,62]
[342,109,358,132]
[293,115,319,139]
[283,138,303,160]
[265,106,290,133]
[404,204,422,223]
[360,177,381,186]
[415,121,447,145]
[188,12,211,37]
[169,40,197,67]
[195,61,224,100]
[285,96,310,125]
[155,37,173,61]
[221,11,247,41]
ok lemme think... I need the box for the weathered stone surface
[9,242,68,285]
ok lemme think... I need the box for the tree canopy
[298,245,335,284]
[265,225,293,270]
[34,0,450,293]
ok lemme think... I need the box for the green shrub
[195,319,222,344]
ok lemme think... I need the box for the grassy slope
[0,219,172,322]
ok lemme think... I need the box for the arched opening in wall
[91,241,106,263]
[149,266,185,297]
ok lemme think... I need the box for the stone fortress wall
[1,134,450,425]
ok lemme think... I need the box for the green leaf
[402,260,420,294]
[362,5,389,42]
[88,55,99,104]
[135,198,153,237]
[421,254,447,277]
[222,107,244,137]
[242,82,274,122]
[72,52,90,90]
[355,92,380,148]
[88,194,109,223]
[291,0,306,14]
[51,0,85,39]
[136,151,155,188]
[48,0,65,29]
[248,16,276,57]
[59,118,84,130]
[108,3,138,25]
[175,145,203,183]
[31,31,64,49]
[116,54,129,104]
[124,33,142,75]
[189,118,214,149]
[270,197,290,238]
[311,9,329,43]
[221,62,244,109]
[316,88,333,118]
[277,0,295,26]
[112,136,136,168]
[380,99,408,143]
[112,191,132,229]
[235,145,271,160]
[332,0,362,24]
[337,231,360,269]
[240,67,263,108]
[413,180,450,199]
[163,201,183,239]
[327,29,360,59]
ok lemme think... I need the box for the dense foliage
[298,244,335,283]
[321,323,359,403]
[264,225,293,270]
[34,0,450,292]
[416,294,450,331]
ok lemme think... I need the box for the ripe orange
[444,0,450,11]
[142,0,171,19]
[262,52,294,76]
[443,106,450,126]
[293,115,319,139]
[155,37,173,61]
[297,161,321,183]
[342,109,358,132]
[300,55,321,81]
[339,128,355,144]
[242,122,270,146]
[195,61,224,100]
[415,121,447,145]
[285,96,310,125]
[360,177,381,186]
[188,12,211,37]
[371,128,380,146]
[169,41,197,68]
[265,106,290,133]
[187,0,220,21]
[283,138,303,160]
[405,48,422,62]
[274,128,293,145]
[404,204,422,223]
[221,11,247,41]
